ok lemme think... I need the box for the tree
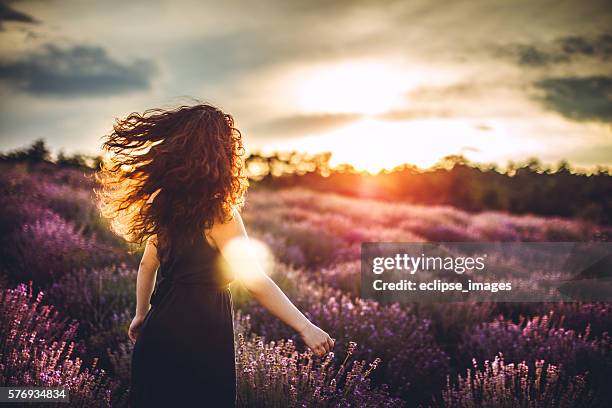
[0,138,51,164]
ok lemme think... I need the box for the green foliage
[254,153,612,225]
[0,138,52,164]
[3,140,611,224]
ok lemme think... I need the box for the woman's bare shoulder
[204,207,243,248]
[147,234,158,246]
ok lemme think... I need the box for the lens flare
[216,236,274,285]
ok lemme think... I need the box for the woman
[95,102,334,407]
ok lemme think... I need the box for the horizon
[2,137,610,176]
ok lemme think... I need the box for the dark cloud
[500,33,612,67]
[0,0,37,27]
[534,76,612,123]
[512,45,569,66]
[559,34,612,58]
[252,113,362,137]
[0,43,157,96]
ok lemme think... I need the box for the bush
[235,312,405,407]
[46,266,136,369]
[32,179,127,248]
[0,165,132,287]
[240,265,449,405]
[442,354,601,407]
[0,283,119,407]
[6,210,115,285]
[459,313,612,401]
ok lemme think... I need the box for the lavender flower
[0,283,119,407]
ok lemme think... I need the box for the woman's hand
[299,322,335,357]
[128,314,146,343]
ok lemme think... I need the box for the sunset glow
[265,117,545,173]
[293,61,424,115]
[252,57,574,172]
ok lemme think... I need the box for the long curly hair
[94,102,249,262]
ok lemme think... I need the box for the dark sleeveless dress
[129,234,236,408]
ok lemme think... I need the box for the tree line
[2,139,611,225]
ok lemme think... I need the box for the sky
[0,0,611,172]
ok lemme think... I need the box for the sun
[260,59,530,173]
[313,119,435,172]
[265,117,524,174]
[291,60,422,115]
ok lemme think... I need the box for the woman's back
[131,233,237,408]
[150,233,235,306]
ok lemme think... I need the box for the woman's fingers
[300,324,334,356]
[314,341,330,356]
[128,324,139,343]
[128,316,144,343]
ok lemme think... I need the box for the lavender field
[1,162,611,407]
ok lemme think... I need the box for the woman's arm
[209,208,335,356]
[128,235,160,342]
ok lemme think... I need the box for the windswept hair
[94,102,249,262]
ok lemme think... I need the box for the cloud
[376,82,498,121]
[550,143,612,166]
[252,113,362,137]
[499,33,612,67]
[534,76,612,123]
[0,43,157,97]
[376,108,454,121]
[509,44,570,67]
[559,34,612,59]
[0,0,37,28]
